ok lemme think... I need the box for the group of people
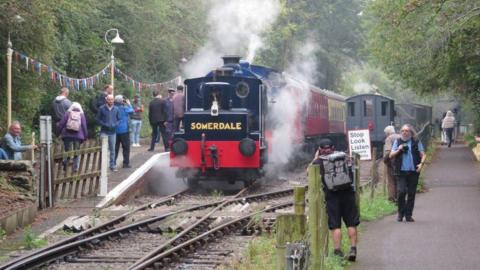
[0,84,185,173]
[147,85,185,152]
[91,84,185,171]
[311,122,430,262]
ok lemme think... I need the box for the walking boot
[333,249,344,258]
[348,246,357,262]
[397,214,404,222]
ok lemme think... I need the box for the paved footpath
[353,143,480,270]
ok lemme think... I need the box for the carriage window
[348,102,355,116]
[381,101,388,116]
[364,99,373,117]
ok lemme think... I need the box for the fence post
[370,148,378,199]
[354,153,360,211]
[294,186,306,215]
[276,214,306,270]
[276,186,307,270]
[99,136,108,196]
[308,164,328,270]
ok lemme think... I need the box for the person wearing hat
[311,138,359,261]
[165,88,176,142]
[172,85,185,131]
[114,95,133,169]
[130,94,144,147]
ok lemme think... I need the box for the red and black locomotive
[170,56,347,186]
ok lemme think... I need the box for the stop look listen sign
[347,129,372,160]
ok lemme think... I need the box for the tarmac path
[353,143,480,270]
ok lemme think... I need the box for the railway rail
[1,185,297,270]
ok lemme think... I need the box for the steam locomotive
[170,56,347,186]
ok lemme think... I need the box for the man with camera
[389,124,426,222]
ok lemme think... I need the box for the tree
[0,0,208,135]
[257,0,364,90]
[364,0,480,130]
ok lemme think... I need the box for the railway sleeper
[153,261,163,269]
[182,258,224,265]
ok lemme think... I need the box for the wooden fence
[50,139,102,201]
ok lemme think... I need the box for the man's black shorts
[325,189,360,230]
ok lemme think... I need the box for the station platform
[353,142,480,270]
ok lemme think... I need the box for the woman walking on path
[442,110,455,148]
[57,102,88,172]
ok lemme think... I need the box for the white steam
[183,0,280,78]
[353,82,377,94]
[146,156,187,195]
[268,40,318,166]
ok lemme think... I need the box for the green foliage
[464,133,478,148]
[0,228,6,240]
[364,0,480,127]
[0,0,208,136]
[360,189,397,222]
[210,189,223,198]
[257,0,364,90]
[22,226,47,250]
[229,235,276,270]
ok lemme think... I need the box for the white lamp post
[104,28,124,94]
[6,15,24,127]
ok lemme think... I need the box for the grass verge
[234,185,396,270]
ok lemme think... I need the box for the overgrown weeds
[464,133,477,148]
[0,228,6,240]
[23,226,47,250]
[223,235,277,270]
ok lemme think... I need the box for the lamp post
[6,15,24,127]
[7,33,13,127]
[104,28,124,95]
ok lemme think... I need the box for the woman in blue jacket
[114,95,134,168]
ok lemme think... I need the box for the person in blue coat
[114,95,134,168]
[96,94,120,171]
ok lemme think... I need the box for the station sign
[348,129,372,160]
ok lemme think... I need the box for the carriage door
[374,97,393,141]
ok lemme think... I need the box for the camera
[401,143,409,152]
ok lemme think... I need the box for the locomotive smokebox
[222,55,241,65]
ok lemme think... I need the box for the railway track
[1,185,297,270]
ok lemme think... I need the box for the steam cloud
[183,0,280,78]
[268,40,318,167]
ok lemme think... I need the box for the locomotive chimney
[222,55,241,65]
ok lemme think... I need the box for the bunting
[12,50,111,91]
[11,49,183,92]
[115,67,182,92]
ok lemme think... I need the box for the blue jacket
[0,133,33,160]
[96,104,120,134]
[115,102,134,134]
